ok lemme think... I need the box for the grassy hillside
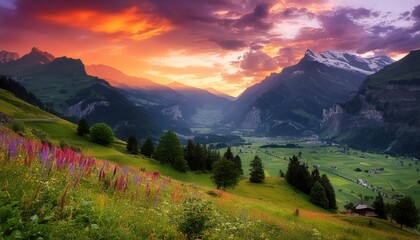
[365,49,420,87]
[1,88,419,239]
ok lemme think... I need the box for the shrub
[176,197,214,239]
[90,123,114,145]
[31,128,48,143]
[11,121,25,133]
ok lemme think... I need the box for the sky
[0,0,419,96]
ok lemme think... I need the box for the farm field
[231,139,420,208]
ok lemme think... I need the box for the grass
[1,88,419,239]
[231,140,420,208]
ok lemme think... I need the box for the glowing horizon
[1,0,419,96]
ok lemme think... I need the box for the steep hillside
[226,50,393,135]
[321,49,420,157]
[0,88,418,240]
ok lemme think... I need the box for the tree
[223,147,234,160]
[233,155,243,175]
[141,138,155,157]
[90,123,114,145]
[344,202,355,213]
[391,196,419,229]
[286,155,311,194]
[249,155,265,183]
[126,135,139,154]
[310,168,321,188]
[194,143,206,171]
[212,158,240,189]
[310,181,329,209]
[154,131,188,171]
[373,194,387,219]
[286,155,300,186]
[318,174,337,209]
[184,140,196,170]
[77,118,90,136]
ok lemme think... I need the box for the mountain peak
[27,47,55,64]
[301,49,393,75]
[0,50,20,63]
[304,49,316,58]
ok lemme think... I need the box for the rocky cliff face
[321,49,420,157]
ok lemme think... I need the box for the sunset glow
[1,0,419,96]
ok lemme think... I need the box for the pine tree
[233,155,243,175]
[249,155,265,183]
[286,155,299,186]
[318,174,337,209]
[154,131,188,171]
[77,118,90,136]
[195,143,206,171]
[391,196,420,229]
[295,164,311,194]
[310,168,321,188]
[310,181,329,209]
[126,135,139,154]
[184,140,196,170]
[373,194,387,219]
[223,147,234,160]
[141,138,155,157]
[212,158,240,189]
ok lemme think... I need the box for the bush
[176,197,214,239]
[90,123,114,145]
[31,128,48,143]
[11,121,25,133]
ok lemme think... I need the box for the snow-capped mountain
[304,49,394,75]
[0,50,20,63]
[224,49,394,136]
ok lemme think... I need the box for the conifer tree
[141,138,155,157]
[233,155,243,175]
[249,155,265,183]
[318,174,337,209]
[126,135,139,154]
[373,194,387,219]
[223,147,234,160]
[184,139,196,170]
[310,181,329,209]
[77,118,90,136]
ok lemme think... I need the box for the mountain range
[224,49,393,135]
[0,47,234,140]
[6,46,420,158]
[321,49,420,157]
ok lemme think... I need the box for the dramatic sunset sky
[1,0,419,96]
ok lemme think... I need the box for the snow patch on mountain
[304,49,394,75]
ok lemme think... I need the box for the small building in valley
[354,204,377,217]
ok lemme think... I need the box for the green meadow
[1,88,419,239]
[231,139,420,208]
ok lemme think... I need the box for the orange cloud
[39,7,173,40]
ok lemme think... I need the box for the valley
[1,88,419,239]
[1,2,420,237]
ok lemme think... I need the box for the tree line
[286,155,337,209]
